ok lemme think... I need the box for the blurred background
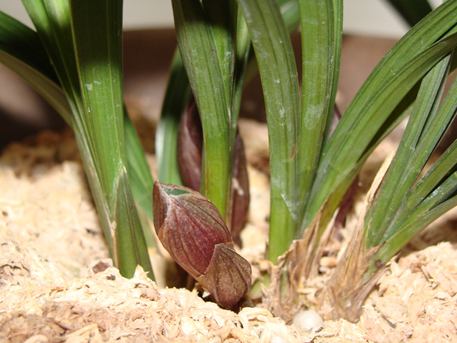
[0,0,444,37]
[0,0,444,149]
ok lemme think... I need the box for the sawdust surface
[1,120,456,342]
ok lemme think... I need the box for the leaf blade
[171,0,231,220]
[297,0,342,222]
[69,0,153,278]
[237,0,300,262]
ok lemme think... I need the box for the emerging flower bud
[177,97,250,242]
[153,181,252,309]
[177,98,203,192]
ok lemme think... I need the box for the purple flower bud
[177,98,202,191]
[153,181,251,309]
[176,97,250,242]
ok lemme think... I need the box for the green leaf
[156,0,298,192]
[297,0,342,223]
[365,54,451,247]
[280,0,300,33]
[237,0,300,262]
[69,0,153,278]
[242,0,300,89]
[0,11,57,83]
[115,170,154,278]
[21,0,116,256]
[373,61,457,246]
[70,0,124,203]
[231,8,250,140]
[365,169,457,282]
[124,108,156,248]
[202,0,236,118]
[406,138,457,215]
[172,0,231,220]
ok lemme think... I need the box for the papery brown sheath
[153,181,252,310]
[177,98,250,241]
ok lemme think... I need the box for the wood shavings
[65,324,103,343]
[1,127,457,342]
[361,242,457,342]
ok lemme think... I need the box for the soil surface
[1,119,457,342]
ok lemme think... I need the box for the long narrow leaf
[365,183,457,282]
[237,0,300,262]
[22,0,83,114]
[70,0,124,203]
[202,0,235,118]
[124,108,156,248]
[0,11,58,82]
[365,54,451,247]
[297,0,342,222]
[231,8,250,140]
[69,0,153,278]
[21,0,116,256]
[115,170,153,278]
[242,0,300,88]
[171,0,231,220]
[386,69,457,232]
[406,139,457,213]
[200,0,238,223]
[157,0,299,190]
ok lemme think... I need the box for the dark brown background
[0,30,398,150]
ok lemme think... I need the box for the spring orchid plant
[2,0,457,321]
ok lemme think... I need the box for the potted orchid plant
[1,0,457,323]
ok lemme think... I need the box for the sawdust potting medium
[1,119,456,342]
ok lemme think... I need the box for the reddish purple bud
[153,181,252,309]
[177,98,250,242]
[177,98,203,191]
